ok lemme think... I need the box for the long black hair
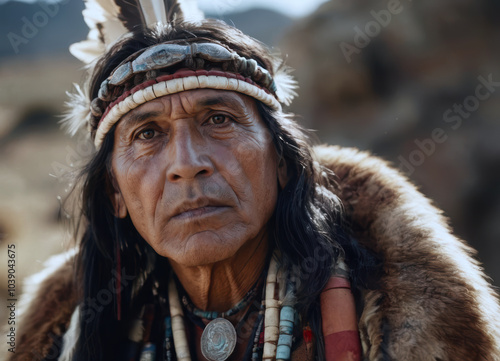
[72,19,371,360]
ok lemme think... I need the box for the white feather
[69,38,105,64]
[151,22,173,38]
[273,60,298,106]
[85,1,128,44]
[70,0,128,63]
[139,0,168,26]
[61,84,91,136]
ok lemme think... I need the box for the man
[10,1,500,360]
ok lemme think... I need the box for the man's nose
[166,125,214,181]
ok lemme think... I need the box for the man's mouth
[172,205,227,220]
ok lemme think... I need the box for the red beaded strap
[324,330,361,361]
[322,277,351,292]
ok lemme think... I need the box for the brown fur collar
[315,145,500,361]
[8,252,77,361]
[9,145,500,361]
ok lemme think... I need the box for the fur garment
[8,145,500,361]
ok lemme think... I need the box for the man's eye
[208,114,231,125]
[137,129,156,140]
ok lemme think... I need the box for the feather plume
[61,84,91,136]
[70,0,204,64]
[272,59,298,107]
[70,0,128,63]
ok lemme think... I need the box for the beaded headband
[92,42,283,148]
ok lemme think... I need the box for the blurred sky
[0,0,330,17]
[199,0,329,17]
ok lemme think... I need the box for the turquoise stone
[280,306,295,322]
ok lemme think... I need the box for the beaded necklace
[180,271,264,320]
[166,256,298,361]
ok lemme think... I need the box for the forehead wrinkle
[197,94,247,111]
[118,95,177,132]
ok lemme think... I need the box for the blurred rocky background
[281,0,500,283]
[0,0,499,332]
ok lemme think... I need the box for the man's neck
[169,231,269,313]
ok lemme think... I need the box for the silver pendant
[201,318,237,361]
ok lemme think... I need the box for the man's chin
[155,233,241,267]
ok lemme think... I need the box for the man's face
[111,89,285,267]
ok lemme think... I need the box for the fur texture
[8,251,77,361]
[315,145,500,361]
[9,145,500,361]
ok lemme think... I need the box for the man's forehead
[120,89,251,126]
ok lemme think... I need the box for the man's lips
[172,205,228,220]
[170,198,229,220]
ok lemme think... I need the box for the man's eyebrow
[121,110,162,129]
[199,95,245,110]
